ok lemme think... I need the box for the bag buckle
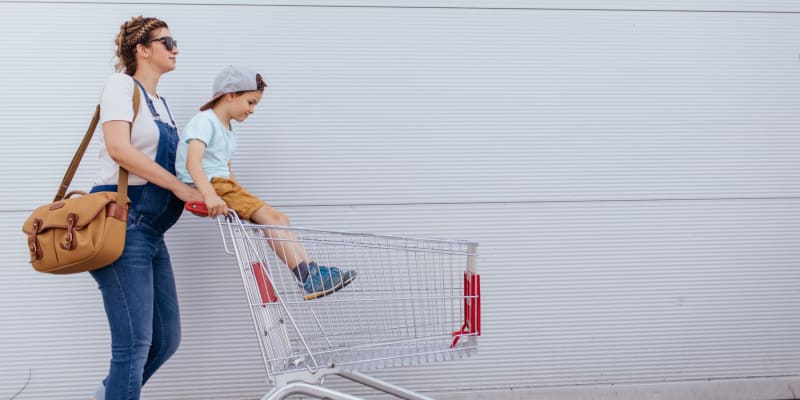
[28,219,43,261]
[60,213,78,251]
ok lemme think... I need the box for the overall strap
[134,79,176,128]
[133,79,164,120]
[54,83,139,204]
[159,96,177,128]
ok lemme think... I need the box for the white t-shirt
[92,73,176,186]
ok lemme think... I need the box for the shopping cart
[186,202,481,400]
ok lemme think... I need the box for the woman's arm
[185,139,228,217]
[103,120,202,203]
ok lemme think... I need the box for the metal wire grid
[216,216,479,382]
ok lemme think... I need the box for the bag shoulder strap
[54,84,140,203]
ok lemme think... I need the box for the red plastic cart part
[450,271,480,348]
[252,262,279,304]
[185,201,209,216]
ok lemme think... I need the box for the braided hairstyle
[114,16,168,75]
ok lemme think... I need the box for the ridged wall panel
[1,2,798,399]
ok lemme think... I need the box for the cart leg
[262,381,366,400]
[335,370,436,400]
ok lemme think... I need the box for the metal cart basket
[188,203,480,400]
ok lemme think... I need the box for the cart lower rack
[190,203,480,400]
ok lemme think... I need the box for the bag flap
[22,192,122,234]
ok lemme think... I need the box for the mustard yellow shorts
[211,177,267,220]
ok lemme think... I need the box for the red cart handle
[185,201,210,216]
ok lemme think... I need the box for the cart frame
[191,203,480,400]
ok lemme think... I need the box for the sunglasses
[146,36,178,51]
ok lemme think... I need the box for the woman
[89,16,202,400]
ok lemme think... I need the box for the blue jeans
[90,220,181,400]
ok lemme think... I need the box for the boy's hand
[205,194,229,218]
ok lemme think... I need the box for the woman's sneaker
[302,263,357,300]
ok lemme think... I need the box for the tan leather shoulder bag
[22,87,140,274]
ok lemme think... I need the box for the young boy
[176,65,356,300]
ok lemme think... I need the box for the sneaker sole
[303,272,357,301]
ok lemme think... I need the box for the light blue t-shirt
[176,109,237,183]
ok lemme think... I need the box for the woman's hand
[203,193,229,218]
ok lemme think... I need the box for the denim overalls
[90,80,185,400]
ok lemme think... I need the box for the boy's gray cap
[199,65,260,111]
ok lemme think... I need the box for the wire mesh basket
[188,203,480,400]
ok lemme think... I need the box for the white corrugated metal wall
[1,1,799,399]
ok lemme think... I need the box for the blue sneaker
[302,263,357,300]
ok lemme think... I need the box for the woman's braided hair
[115,16,168,75]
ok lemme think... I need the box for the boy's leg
[249,204,309,270]
[211,177,310,270]
[250,205,357,299]
[211,177,356,298]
